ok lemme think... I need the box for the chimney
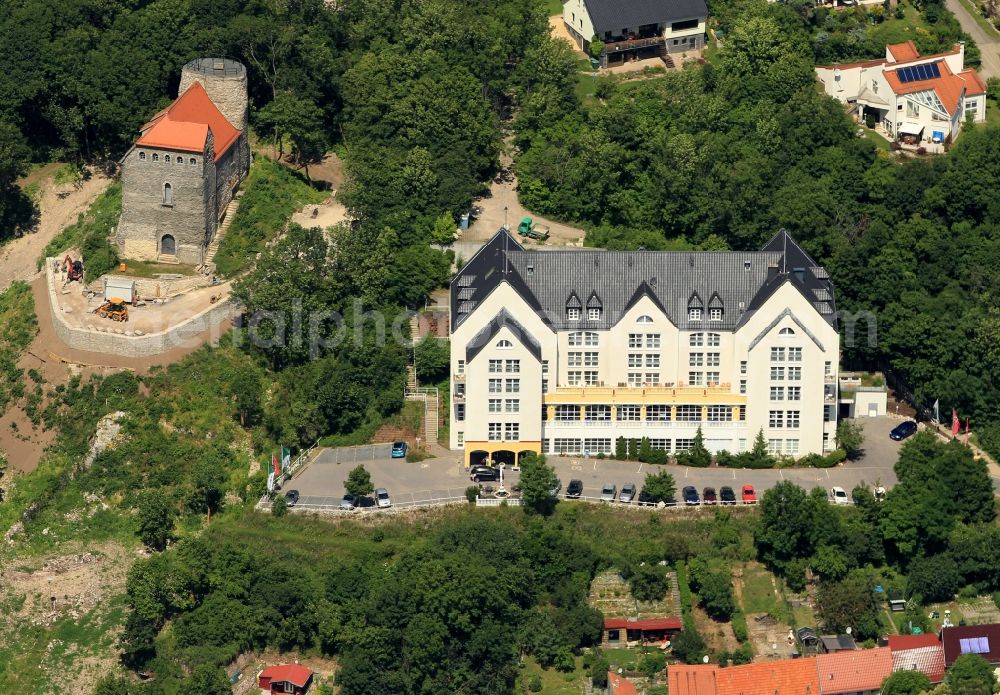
[767,263,780,282]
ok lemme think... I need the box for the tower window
[190,157,197,165]
[162,182,173,206]
[152,153,159,162]
[139,151,146,161]
[164,154,170,163]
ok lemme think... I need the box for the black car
[284,489,300,507]
[682,486,700,505]
[889,420,918,441]
[720,486,736,505]
[566,479,583,498]
[470,465,500,482]
[703,487,717,505]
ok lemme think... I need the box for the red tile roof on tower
[816,646,892,694]
[259,664,312,687]
[669,664,719,695]
[887,41,920,62]
[136,81,241,160]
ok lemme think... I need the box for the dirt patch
[693,604,740,655]
[291,193,351,229]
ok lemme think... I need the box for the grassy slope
[0,282,39,413]
[39,182,123,282]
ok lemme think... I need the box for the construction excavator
[63,255,84,282]
[95,297,129,322]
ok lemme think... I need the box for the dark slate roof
[583,0,708,35]
[450,229,837,333]
[821,635,858,652]
[465,309,542,364]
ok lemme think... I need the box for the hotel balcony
[544,385,745,405]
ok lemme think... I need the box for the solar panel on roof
[898,63,941,83]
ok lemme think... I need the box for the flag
[933,399,940,424]
[272,452,280,478]
[267,471,275,492]
[952,409,960,436]
[281,446,291,473]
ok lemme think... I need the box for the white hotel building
[448,229,841,466]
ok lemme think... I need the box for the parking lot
[279,418,933,512]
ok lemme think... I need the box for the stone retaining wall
[47,259,236,358]
[92,273,211,299]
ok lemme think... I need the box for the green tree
[271,494,289,517]
[836,420,865,459]
[628,563,671,601]
[93,676,133,695]
[588,651,610,687]
[755,481,814,571]
[679,426,711,467]
[588,36,604,61]
[345,465,374,502]
[946,654,996,695]
[256,92,328,177]
[816,569,883,640]
[671,626,707,664]
[639,651,667,679]
[414,336,449,383]
[881,670,931,695]
[184,664,232,695]
[906,553,960,602]
[639,436,654,463]
[430,212,457,244]
[188,459,226,516]
[135,492,174,551]
[642,470,677,503]
[615,436,627,460]
[746,428,775,468]
[698,569,735,621]
[230,365,263,426]
[519,453,559,515]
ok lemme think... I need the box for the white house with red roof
[816,42,986,149]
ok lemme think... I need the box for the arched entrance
[160,234,176,255]
[517,449,537,465]
[468,449,490,467]
[491,450,515,467]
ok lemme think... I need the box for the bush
[889,141,901,151]
[528,674,542,692]
[824,449,847,466]
[628,563,671,601]
[639,651,666,679]
[732,611,749,642]
[270,495,288,517]
[465,485,479,504]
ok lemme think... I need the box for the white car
[375,488,392,508]
[830,486,850,505]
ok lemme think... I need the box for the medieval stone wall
[179,59,249,131]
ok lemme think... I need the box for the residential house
[816,646,893,694]
[888,633,946,684]
[941,624,1000,667]
[816,41,987,148]
[257,664,313,694]
[669,658,822,695]
[603,616,682,646]
[562,0,708,67]
[449,228,841,466]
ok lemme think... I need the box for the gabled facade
[816,42,986,148]
[449,229,840,466]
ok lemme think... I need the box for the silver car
[619,483,636,504]
[600,483,617,502]
[340,494,357,511]
[375,488,392,508]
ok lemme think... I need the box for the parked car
[549,480,562,498]
[720,486,736,505]
[683,486,700,505]
[889,420,918,441]
[741,485,757,504]
[600,483,618,502]
[702,487,717,505]
[340,494,357,511]
[375,487,392,508]
[830,486,850,505]
[620,483,636,504]
[391,441,408,458]
[284,489,300,507]
[566,479,583,498]
[470,465,500,482]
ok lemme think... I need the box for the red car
[741,485,757,504]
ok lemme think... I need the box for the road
[945,0,1000,79]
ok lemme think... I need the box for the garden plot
[588,568,681,619]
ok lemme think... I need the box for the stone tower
[178,58,251,176]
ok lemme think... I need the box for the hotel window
[768,439,783,455]
[788,367,802,381]
[637,315,653,324]
[457,359,465,374]
[675,438,694,452]
[553,438,582,454]
[139,151,146,161]
[489,359,503,373]
[739,379,746,394]
[677,405,700,421]
[555,404,578,421]
[588,307,601,321]
[788,386,801,401]
[824,361,832,375]
[646,405,671,421]
[457,432,464,446]
[646,334,660,349]
[542,360,548,374]
[707,333,721,347]
[689,333,704,347]
[706,371,720,385]
[785,439,799,455]
[584,332,599,346]
[770,387,785,401]
[646,354,660,368]
[770,367,785,381]
[788,347,802,362]
[786,411,800,428]
[769,411,783,428]
[688,308,702,321]
[489,399,502,413]
[496,339,513,349]
[689,353,703,367]
[740,360,747,375]
[567,307,580,321]
[506,378,520,392]
[505,359,520,372]
[584,371,599,385]
[488,423,502,440]
[628,333,643,349]
[650,438,670,450]
[542,379,548,393]
[618,405,641,421]
[585,438,613,454]
[505,399,520,413]
[628,354,642,368]
[738,405,746,420]
[688,371,703,386]
[627,372,643,386]
[584,352,599,367]
[771,347,786,362]
[586,405,611,421]
[504,423,519,440]
[707,405,731,421]
[706,352,720,367]
[568,352,582,367]
[489,378,503,393]
[569,332,583,346]
[455,404,465,421]
[644,372,659,385]
[709,307,723,321]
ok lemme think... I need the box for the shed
[257,664,313,694]
[798,627,819,652]
[820,634,858,653]
[104,277,137,304]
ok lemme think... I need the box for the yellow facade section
[464,441,542,467]
[543,385,747,406]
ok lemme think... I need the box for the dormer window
[637,315,653,324]
[709,307,723,321]
[496,339,513,349]
[567,307,580,321]
[588,307,601,321]
[688,308,702,321]
[779,327,795,336]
